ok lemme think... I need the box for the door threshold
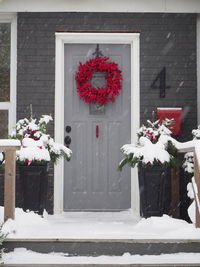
[60,210,139,221]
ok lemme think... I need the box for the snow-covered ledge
[0,139,20,147]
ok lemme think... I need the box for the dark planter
[138,165,171,218]
[18,164,48,215]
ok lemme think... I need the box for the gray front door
[64,44,131,211]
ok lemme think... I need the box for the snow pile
[187,180,195,200]
[137,119,172,143]
[16,138,50,165]
[192,126,200,139]
[2,249,200,265]
[120,130,200,170]
[0,152,3,164]
[188,201,195,224]
[182,124,200,174]
[1,207,48,237]
[183,152,194,173]
[133,215,199,239]
[195,140,200,161]
[48,139,71,158]
[121,136,171,166]
[187,176,200,224]
[119,118,177,169]
[38,115,53,125]
[1,207,200,240]
[11,115,72,164]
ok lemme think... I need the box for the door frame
[54,32,140,214]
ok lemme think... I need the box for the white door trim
[54,32,140,215]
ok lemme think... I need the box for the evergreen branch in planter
[0,224,7,263]
[119,154,137,170]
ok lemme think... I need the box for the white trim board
[0,13,17,135]
[54,32,140,215]
[0,0,200,13]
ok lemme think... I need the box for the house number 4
[150,67,170,98]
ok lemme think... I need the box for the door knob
[65,126,71,133]
[64,136,71,147]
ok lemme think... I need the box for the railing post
[170,167,180,218]
[194,152,200,228]
[4,149,16,221]
[0,139,21,222]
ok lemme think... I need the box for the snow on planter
[120,136,171,167]
[10,115,72,165]
[119,118,179,170]
[16,138,50,165]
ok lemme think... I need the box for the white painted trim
[131,34,140,215]
[0,13,15,21]
[0,13,17,135]
[157,107,182,110]
[0,102,10,109]
[54,35,65,214]
[54,32,140,215]
[0,0,200,13]
[9,13,17,134]
[197,14,200,125]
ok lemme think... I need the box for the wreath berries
[75,56,123,105]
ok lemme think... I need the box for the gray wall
[17,12,197,140]
[17,12,197,214]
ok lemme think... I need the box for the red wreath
[75,56,123,104]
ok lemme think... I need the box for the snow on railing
[177,140,200,228]
[0,139,21,222]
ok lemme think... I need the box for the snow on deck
[2,249,200,265]
[1,207,200,240]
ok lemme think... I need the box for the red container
[157,108,182,136]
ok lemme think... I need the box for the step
[3,238,200,256]
[3,264,200,267]
[2,249,200,266]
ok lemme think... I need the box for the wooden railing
[0,139,21,222]
[178,140,200,228]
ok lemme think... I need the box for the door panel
[108,121,122,193]
[64,44,131,211]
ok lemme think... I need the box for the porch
[1,141,200,265]
[1,208,200,265]
[1,138,200,265]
